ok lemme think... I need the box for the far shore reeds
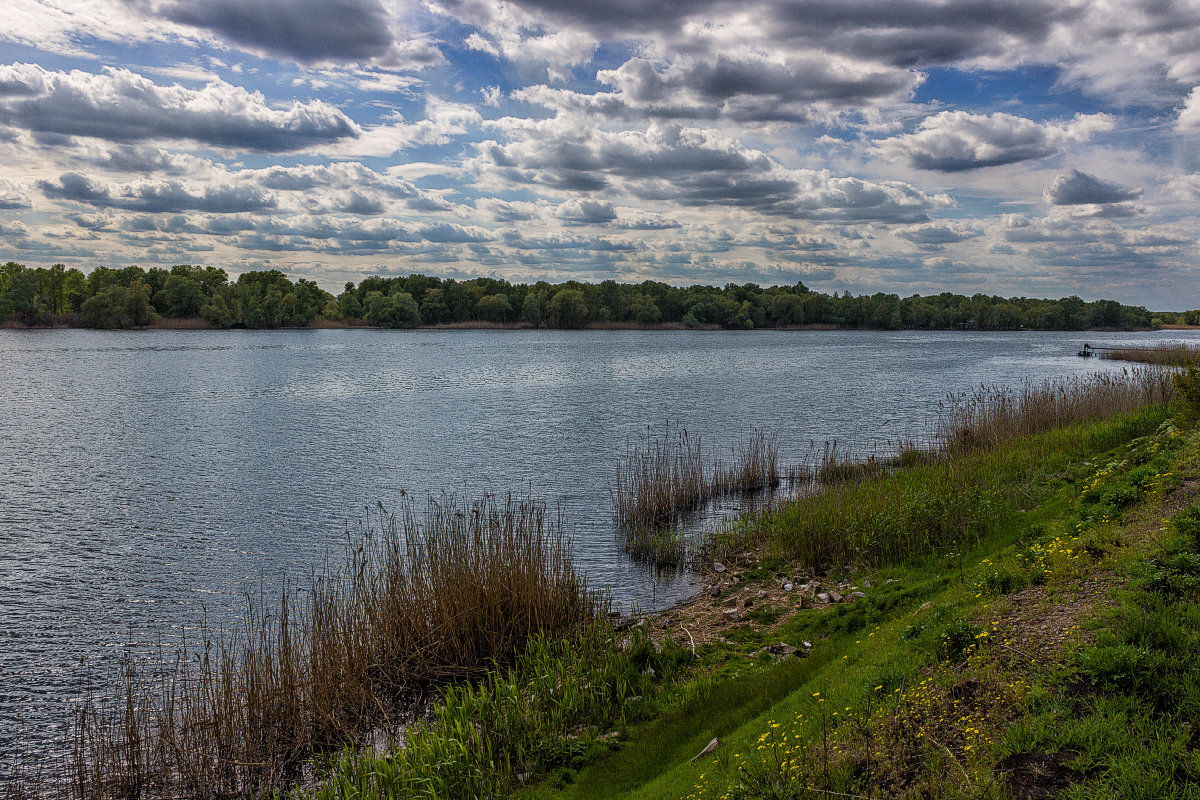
[1099,342,1200,367]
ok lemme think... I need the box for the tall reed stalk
[712,429,780,493]
[747,367,1177,571]
[29,494,600,800]
[612,427,707,531]
[612,427,782,568]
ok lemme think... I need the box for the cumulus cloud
[614,210,681,229]
[1044,169,1141,205]
[478,119,951,222]
[544,52,920,123]
[0,179,32,209]
[319,96,479,157]
[84,144,206,175]
[253,161,417,198]
[442,0,1073,66]
[0,63,360,151]
[556,198,617,224]
[896,221,982,247]
[876,111,1112,171]
[1178,87,1200,172]
[160,0,396,63]
[40,172,276,213]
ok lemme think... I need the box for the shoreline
[0,317,1172,333]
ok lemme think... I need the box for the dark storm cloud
[161,0,395,64]
[0,64,360,152]
[1044,169,1142,205]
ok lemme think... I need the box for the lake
[2,327,1197,758]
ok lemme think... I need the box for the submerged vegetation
[1,260,1162,331]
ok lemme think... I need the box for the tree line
[0,261,1167,331]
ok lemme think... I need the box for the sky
[1,1,1199,307]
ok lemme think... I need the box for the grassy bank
[516,408,1199,800]
[294,368,1198,800]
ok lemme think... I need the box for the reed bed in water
[719,367,1177,570]
[30,494,600,800]
[810,440,933,486]
[754,406,1170,571]
[613,428,782,568]
[936,367,1175,455]
[612,427,708,531]
[711,429,781,494]
[1099,343,1200,367]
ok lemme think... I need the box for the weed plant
[712,430,781,494]
[613,427,709,532]
[937,368,1175,455]
[33,494,601,800]
[613,428,781,568]
[994,501,1200,799]
[306,625,693,799]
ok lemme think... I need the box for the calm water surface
[2,327,1198,757]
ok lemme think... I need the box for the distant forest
[0,261,1190,332]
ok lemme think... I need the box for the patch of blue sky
[913,65,1109,120]
[942,192,1038,218]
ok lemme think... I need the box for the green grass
[298,398,1189,800]
[993,502,1200,800]
[521,410,1195,800]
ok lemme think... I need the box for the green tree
[153,274,204,318]
[630,292,661,325]
[545,288,589,329]
[81,285,125,328]
[475,293,513,323]
[124,279,156,326]
[520,292,543,328]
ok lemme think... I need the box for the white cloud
[0,64,361,152]
[876,111,1113,171]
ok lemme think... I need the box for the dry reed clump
[43,494,600,800]
[712,429,781,493]
[936,367,1175,455]
[611,428,782,567]
[612,427,708,531]
[1099,343,1200,367]
[612,428,783,531]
